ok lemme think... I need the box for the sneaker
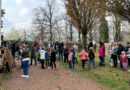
[68,69,72,70]
[21,75,26,78]
[25,75,29,78]
[48,67,51,69]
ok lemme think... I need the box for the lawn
[60,53,130,90]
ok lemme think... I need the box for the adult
[117,42,125,69]
[30,44,37,65]
[88,39,93,50]
[99,42,105,66]
[125,42,130,52]
[7,41,11,51]
[50,48,56,69]
[63,43,69,63]
[73,43,78,64]
[11,42,16,67]
[58,42,64,61]
[111,42,118,67]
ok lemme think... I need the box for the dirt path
[2,61,107,90]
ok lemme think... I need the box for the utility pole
[0,0,2,46]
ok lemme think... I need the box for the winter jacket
[98,48,103,57]
[51,51,56,61]
[68,52,73,61]
[120,55,127,63]
[79,51,88,60]
[88,50,95,60]
[117,45,125,55]
[21,50,29,59]
[111,46,118,55]
[127,51,130,58]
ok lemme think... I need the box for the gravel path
[2,61,107,90]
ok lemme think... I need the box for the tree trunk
[114,15,122,42]
[41,29,44,41]
[82,32,87,51]
[79,29,81,42]
[70,23,73,41]
[50,26,53,42]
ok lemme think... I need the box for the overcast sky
[2,0,63,33]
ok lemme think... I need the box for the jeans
[88,59,95,68]
[22,61,29,75]
[68,61,72,69]
[99,56,104,65]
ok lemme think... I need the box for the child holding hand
[79,49,88,69]
[120,51,127,71]
[68,49,73,70]
[88,47,95,69]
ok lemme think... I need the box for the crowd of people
[0,40,130,78]
[108,42,130,70]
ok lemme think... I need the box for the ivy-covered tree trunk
[114,15,122,42]
[70,23,73,41]
[82,32,87,51]
[99,17,109,43]
[78,29,81,43]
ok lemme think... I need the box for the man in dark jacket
[117,42,125,69]
[88,39,93,51]
[30,44,37,65]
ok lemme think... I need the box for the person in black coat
[30,44,37,65]
[88,39,93,51]
[11,43,16,67]
[58,42,64,61]
[50,48,56,69]
[117,42,125,69]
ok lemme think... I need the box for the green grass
[60,53,130,90]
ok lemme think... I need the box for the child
[98,46,104,66]
[68,49,73,70]
[50,48,56,69]
[39,48,46,69]
[79,49,88,69]
[45,48,49,68]
[127,48,130,67]
[88,47,95,69]
[120,51,127,71]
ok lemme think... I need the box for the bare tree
[32,0,61,42]
[32,9,48,41]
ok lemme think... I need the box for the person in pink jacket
[68,49,73,70]
[79,49,88,69]
[98,46,104,66]
[120,51,127,71]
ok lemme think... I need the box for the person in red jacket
[79,49,88,69]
